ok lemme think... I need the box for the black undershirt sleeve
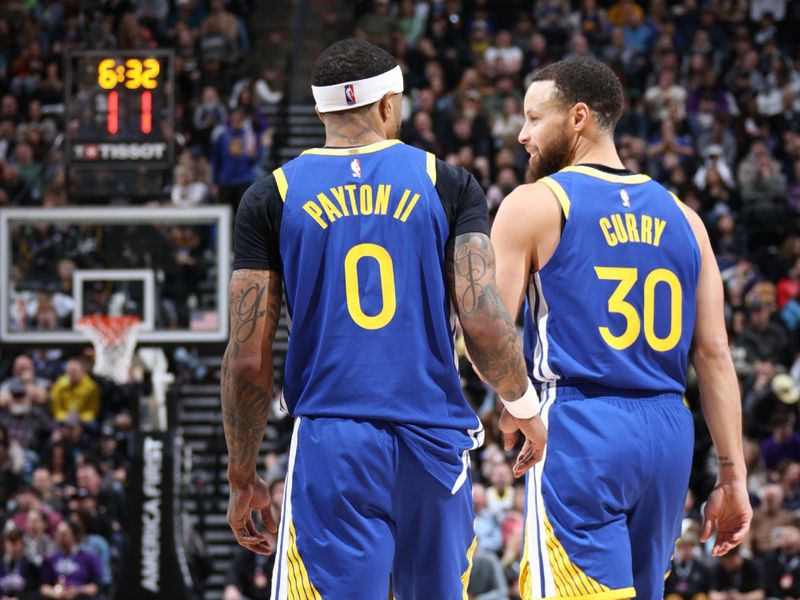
[232,175,284,272]
[434,159,490,239]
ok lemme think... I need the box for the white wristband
[500,379,540,419]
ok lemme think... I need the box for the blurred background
[1,0,800,598]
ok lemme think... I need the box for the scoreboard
[65,50,175,200]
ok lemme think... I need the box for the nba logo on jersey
[620,189,631,208]
[351,158,362,178]
[344,84,356,105]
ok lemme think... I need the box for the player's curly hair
[530,57,624,131]
[311,39,397,88]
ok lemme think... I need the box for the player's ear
[378,92,395,124]
[572,102,590,132]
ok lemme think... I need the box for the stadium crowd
[3,0,800,598]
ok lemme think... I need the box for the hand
[700,480,752,557]
[498,408,547,477]
[223,584,243,600]
[227,475,278,555]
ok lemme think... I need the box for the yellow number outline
[594,266,683,353]
[125,59,143,89]
[344,243,397,330]
[643,269,682,351]
[594,266,640,350]
[98,59,118,90]
[142,58,160,90]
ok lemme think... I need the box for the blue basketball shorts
[520,383,694,600]
[270,416,476,600]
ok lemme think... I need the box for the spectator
[761,412,800,470]
[192,86,228,154]
[473,483,503,554]
[709,546,765,600]
[740,301,791,366]
[0,356,49,409]
[39,521,101,599]
[0,380,53,457]
[0,527,39,600]
[0,430,24,515]
[486,461,514,520]
[748,483,796,557]
[170,165,208,207]
[211,109,258,213]
[485,30,523,78]
[49,360,100,424]
[763,525,800,598]
[23,509,56,569]
[644,69,688,123]
[664,532,711,600]
[223,545,273,600]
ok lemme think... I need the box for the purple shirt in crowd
[762,433,800,470]
[41,549,101,586]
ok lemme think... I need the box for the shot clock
[65,50,175,200]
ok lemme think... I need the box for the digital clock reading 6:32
[97,58,161,90]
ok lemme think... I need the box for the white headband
[312,65,404,113]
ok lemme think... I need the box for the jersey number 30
[594,266,682,352]
[344,243,397,330]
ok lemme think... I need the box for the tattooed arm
[222,268,282,554]
[447,233,529,403]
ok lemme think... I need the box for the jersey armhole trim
[539,177,571,219]
[668,191,689,216]
[426,152,437,185]
[273,168,288,202]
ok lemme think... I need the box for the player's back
[275,140,475,432]
[525,164,701,393]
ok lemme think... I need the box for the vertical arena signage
[117,431,193,599]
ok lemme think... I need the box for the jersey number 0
[344,243,397,330]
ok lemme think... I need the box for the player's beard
[525,129,573,183]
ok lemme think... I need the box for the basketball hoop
[77,315,141,384]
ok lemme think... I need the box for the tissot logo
[73,143,167,161]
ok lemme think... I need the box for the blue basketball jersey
[523,165,701,394]
[260,140,483,490]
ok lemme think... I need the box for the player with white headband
[222,38,545,599]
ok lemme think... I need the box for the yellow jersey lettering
[611,213,629,243]
[599,217,618,247]
[654,218,667,247]
[302,201,328,229]
[330,186,350,216]
[375,184,391,215]
[344,184,359,215]
[399,193,421,222]
[359,184,373,215]
[316,192,343,222]
[641,215,653,245]
[394,189,411,219]
[624,213,640,243]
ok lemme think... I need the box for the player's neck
[570,134,625,171]
[323,116,387,148]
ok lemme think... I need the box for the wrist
[227,470,257,489]
[499,379,540,419]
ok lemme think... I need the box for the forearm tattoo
[222,270,282,483]
[448,234,528,400]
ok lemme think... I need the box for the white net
[77,316,141,384]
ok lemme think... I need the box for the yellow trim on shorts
[273,167,288,202]
[287,522,322,600]
[543,512,620,597]
[461,536,478,599]
[426,151,437,185]
[301,139,402,155]
[520,523,531,600]
[540,588,636,600]
[561,165,651,184]
[539,176,571,219]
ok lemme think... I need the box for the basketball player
[491,57,752,600]
[221,39,546,599]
